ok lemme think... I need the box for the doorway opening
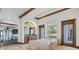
[24,22,37,43]
[39,25,45,39]
[61,19,76,47]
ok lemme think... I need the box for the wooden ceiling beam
[19,8,35,18]
[35,8,70,20]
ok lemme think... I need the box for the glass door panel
[39,25,45,39]
[64,24,73,44]
[0,25,18,47]
[40,28,45,38]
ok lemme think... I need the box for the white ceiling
[35,8,62,17]
[0,8,63,20]
[17,8,62,20]
[9,8,29,16]
[20,8,52,19]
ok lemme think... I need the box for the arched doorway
[24,21,37,43]
[24,22,35,35]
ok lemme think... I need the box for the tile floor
[0,43,78,50]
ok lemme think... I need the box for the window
[48,25,57,39]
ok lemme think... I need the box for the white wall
[38,9,79,46]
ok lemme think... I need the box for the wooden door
[61,19,76,47]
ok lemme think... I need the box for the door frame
[61,18,76,47]
[39,25,45,39]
